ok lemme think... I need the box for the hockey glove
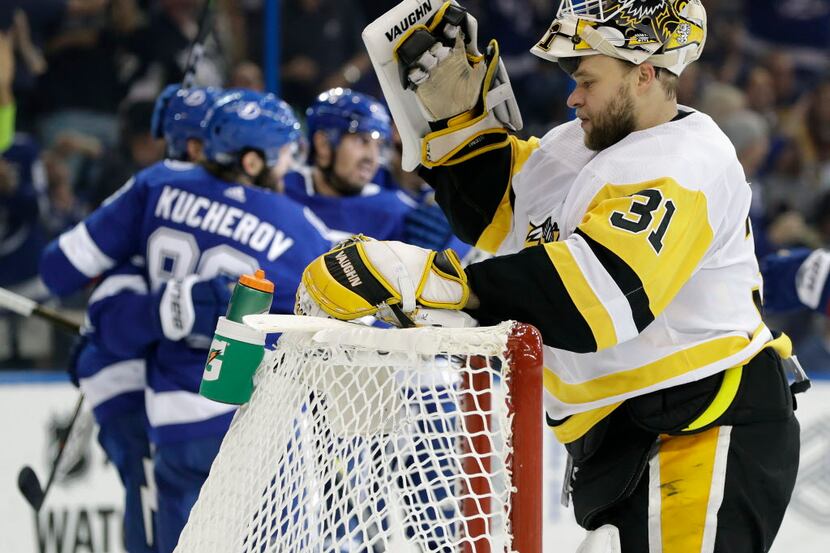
[158,274,235,341]
[396,2,519,128]
[404,202,454,250]
[295,235,469,328]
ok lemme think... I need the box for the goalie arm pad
[420,134,539,254]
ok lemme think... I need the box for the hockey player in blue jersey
[64,85,220,553]
[283,88,417,243]
[283,88,465,256]
[151,84,220,163]
[41,89,330,553]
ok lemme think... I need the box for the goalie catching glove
[295,235,471,328]
[362,0,521,170]
[395,1,521,166]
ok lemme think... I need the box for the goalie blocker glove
[295,236,469,328]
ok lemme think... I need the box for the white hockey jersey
[426,108,771,442]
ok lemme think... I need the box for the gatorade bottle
[200,270,274,404]
[226,270,274,322]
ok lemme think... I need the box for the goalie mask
[531,0,707,76]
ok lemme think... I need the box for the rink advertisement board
[0,374,827,552]
[0,374,124,553]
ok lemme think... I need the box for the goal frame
[184,317,544,553]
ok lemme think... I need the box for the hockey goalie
[295,1,806,551]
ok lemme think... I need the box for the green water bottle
[200,269,274,404]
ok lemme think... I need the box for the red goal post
[176,316,544,553]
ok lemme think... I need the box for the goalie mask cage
[175,316,543,553]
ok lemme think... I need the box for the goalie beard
[582,81,637,152]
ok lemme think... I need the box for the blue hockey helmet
[305,88,392,161]
[203,89,302,168]
[151,85,219,160]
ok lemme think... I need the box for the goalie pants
[568,347,800,553]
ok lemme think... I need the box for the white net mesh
[175,318,540,553]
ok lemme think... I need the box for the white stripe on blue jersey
[145,388,236,428]
[80,358,146,409]
[58,222,115,278]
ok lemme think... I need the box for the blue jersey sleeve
[41,174,148,296]
[86,264,165,358]
[761,248,830,316]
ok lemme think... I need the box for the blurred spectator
[697,82,745,125]
[127,0,225,93]
[0,134,47,289]
[280,0,370,106]
[80,99,163,208]
[721,109,775,257]
[746,0,830,75]
[0,132,53,366]
[229,59,264,91]
[676,62,704,108]
[809,191,830,246]
[36,0,144,151]
[41,148,85,236]
[743,66,777,127]
[9,3,56,133]
[801,79,830,191]
[0,27,14,153]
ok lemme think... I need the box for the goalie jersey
[423,109,771,442]
[40,160,330,443]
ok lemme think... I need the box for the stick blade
[17,466,44,511]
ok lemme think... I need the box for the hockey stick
[0,286,86,511]
[181,0,216,89]
[17,394,85,511]
[0,286,81,334]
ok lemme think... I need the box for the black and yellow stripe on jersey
[420,134,539,253]
[466,176,713,354]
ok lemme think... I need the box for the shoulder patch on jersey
[525,216,560,247]
[223,186,247,203]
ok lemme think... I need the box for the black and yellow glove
[295,235,470,328]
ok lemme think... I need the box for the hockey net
[175,316,543,553]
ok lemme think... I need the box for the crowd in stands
[1,0,829,372]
